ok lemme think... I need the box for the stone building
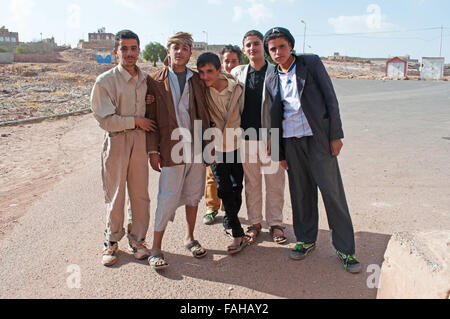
[78,27,115,50]
[0,27,20,50]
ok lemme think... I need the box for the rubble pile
[0,62,96,122]
[0,51,161,122]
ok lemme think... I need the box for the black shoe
[290,242,316,260]
[336,251,361,274]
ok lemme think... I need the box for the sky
[1,0,449,61]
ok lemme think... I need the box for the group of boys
[90,27,361,274]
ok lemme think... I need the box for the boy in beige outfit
[91,30,156,267]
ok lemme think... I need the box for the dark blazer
[265,54,344,161]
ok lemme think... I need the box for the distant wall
[0,42,19,51]
[0,52,14,64]
[13,52,64,63]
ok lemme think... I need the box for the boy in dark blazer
[263,27,360,273]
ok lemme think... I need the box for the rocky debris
[59,61,113,77]
[60,48,98,62]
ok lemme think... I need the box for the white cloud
[8,0,35,41]
[328,4,398,33]
[9,0,35,19]
[232,0,273,24]
[248,2,273,24]
[232,6,245,22]
[115,0,179,12]
[66,4,81,30]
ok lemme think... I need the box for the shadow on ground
[115,227,391,299]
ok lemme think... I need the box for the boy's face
[167,41,192,68]
[222,51,240,73]
[242,35,264,61]
[198,63,222,87]
[114,38,140,68]
[267,37,293,65]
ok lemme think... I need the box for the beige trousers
[205,167,223,211]
[102,129,150,244]
[241,140,285,227]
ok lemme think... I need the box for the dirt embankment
[0,49,158,123]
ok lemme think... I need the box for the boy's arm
[90,82,135,133]
[311,55,344,141]
[145,76,160,154]
[265,74,286,162]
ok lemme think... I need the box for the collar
[210,73,235,95]
[118,63,144,84]
[277,55,296,75]
[168,66,193,81]
[249,61,268,74]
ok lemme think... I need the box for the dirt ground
[0,114,101,239]
[0,79,448,299]
[0,51,449,299]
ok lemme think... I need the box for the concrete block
[377,231,450,299]
[0,52,14,64]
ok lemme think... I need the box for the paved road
[0,79,449,299]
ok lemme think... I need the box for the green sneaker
[290,242,316,260]
[336,251,361,274]
[203,210,218,225]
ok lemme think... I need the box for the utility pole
[439,25,443,57]
[300,20,306,54]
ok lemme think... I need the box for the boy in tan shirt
[91,30,156,267]
[203,45,243,227]
[197,52,249,254]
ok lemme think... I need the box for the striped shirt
[278,61,313,139]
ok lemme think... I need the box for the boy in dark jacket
[263,27,360,273]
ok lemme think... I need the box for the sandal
[245,224,262,244]
[270,225,288,245]
[227,236,249,255]
[149,252,169,270]
[185,240,208,258]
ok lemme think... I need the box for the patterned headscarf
[164,32,194,66]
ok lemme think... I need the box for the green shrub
[15,45,32,54]
[0,46,8,53]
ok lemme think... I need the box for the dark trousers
[284,137,355,255]
[210,149,244,238]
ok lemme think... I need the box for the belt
[108,127,142,137]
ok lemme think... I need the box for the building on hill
[78,27,115,51]
[193,42,207,50]
[192,42,229,54]
[0,27,20,51]
[329,52,419,63]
